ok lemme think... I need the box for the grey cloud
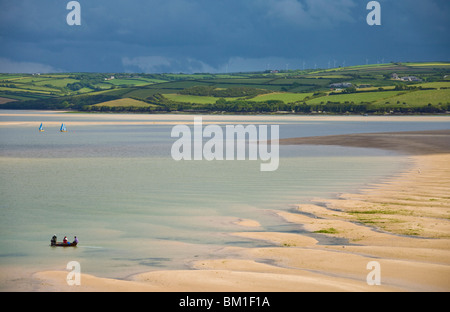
[0,57,61,73]
[256,0,357,28]
[0,0,448,73]
[122,56,216,74]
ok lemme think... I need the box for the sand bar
[1,113,450,127]
[279,129,450,155]
[13,126,450,292]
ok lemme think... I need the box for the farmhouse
[400,76,422,82]
[391,73,422,82]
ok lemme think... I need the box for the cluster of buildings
[328,73,424,91]
[391,73,422,82]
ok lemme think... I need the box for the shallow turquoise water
[1,112,448,280]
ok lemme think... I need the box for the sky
[0,0,449,74]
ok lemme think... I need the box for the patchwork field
[92,98,158,108]
[1,62,449,114]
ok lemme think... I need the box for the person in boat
[51,235,57,246]
[63,236,68,244]
[73,236,78,245]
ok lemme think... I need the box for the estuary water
[1,111,449,284]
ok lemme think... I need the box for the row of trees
[84,99,450,115]
[1,94,121,110]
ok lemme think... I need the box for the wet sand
[279,129,450,155]
[29,129,450,292]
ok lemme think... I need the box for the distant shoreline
[1,111,450,122]
[2,107,450,117]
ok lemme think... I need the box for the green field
[164,91,314,105]
[163,94,236,104]
[0,85,53,94]
[415,82,450,89]
[251,92,314,103]
[92,98,157,107]
[307,91,402,105]
[32,78,79,88]
[372,89,450,106]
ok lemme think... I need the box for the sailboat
[38,123,44,132]
[60,123,67,132]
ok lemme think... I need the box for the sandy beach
[26,128,450,292]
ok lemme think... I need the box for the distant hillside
[1,62,449,114]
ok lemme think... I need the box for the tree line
[1,92,448,115]
[1,94,121,110]
[83,98,450,115]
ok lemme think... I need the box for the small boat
[51,242,77,247]
[39,123,44,132]
[60,123,67,132]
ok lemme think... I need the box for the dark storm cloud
[0,0,448,73]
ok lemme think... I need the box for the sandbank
[18,128,450,292]
[279,129,450,155]
[1,113,450,128]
